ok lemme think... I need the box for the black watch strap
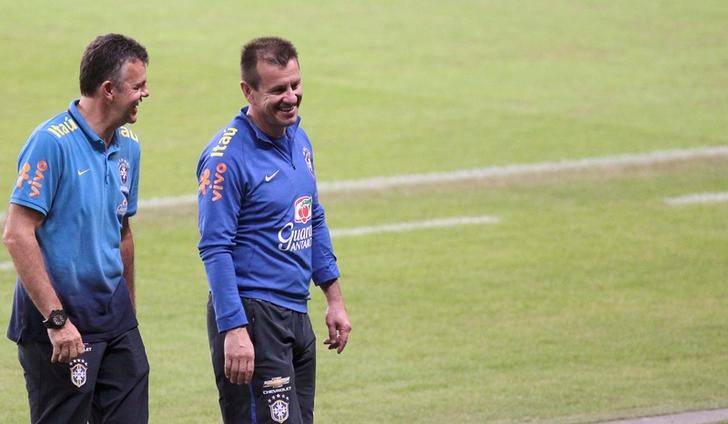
[43,309,67,329]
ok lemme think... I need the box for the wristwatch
[43,309,67,329]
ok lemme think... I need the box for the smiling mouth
[279,104,295,113]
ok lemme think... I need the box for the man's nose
[283,86,299,102]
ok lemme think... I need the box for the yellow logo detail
[211,128,238,158]
[119,126,139,142]
[47,116,79,139]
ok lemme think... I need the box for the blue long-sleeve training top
[197,106,340,333]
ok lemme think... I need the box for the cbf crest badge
[302,147,314,178]
[268,393,290,423]
[118,159,129,186]
[69,358,89,388]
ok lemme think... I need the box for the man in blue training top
[3,33,150,423]
[197,36,352,423]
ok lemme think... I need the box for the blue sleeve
[311,186,340,285]
[10,131,62,216]
[197,148,248,332]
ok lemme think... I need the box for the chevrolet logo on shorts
[263,376,291,389]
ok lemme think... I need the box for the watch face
[45,310,66,328]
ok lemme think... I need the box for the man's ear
[100,80,114,99]
[240,80,254,104]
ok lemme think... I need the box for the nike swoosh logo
[264,170,280,182]
[77,169,91,176]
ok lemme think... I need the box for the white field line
[598,407,728,424]
[139,194,197,210]
[133,145,728,210]
[0,215,501,272]
[664,192,728,206]
[319,145,728,193]
[2,145,727,215]
[329,215,500,238]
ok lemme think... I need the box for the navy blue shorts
[18,327,149,424]
[207,295,317,424]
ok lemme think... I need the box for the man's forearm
[320,279,345,306]
[120,217,135,306]
[3,204,63,318]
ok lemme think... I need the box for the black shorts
[18,326,149,424]
[207,295,317,424]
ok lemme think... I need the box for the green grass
[1,1,728,423]
[315,160,728,423]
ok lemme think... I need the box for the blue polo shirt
[7,99,140,343]
[197,106,340,333]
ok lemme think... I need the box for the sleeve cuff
[216,309,248,333]
[312,262,340,286]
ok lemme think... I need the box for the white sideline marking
[0,216,501,272]
[599,407,728,424]
[319,145,728,193]
[137,145,728,209]
[2,146,727,214]
[330,215,499,238]
[139,195,197,210]
[664,192,728,206]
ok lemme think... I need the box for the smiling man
[197,37,351,424]
[3,33,150,423]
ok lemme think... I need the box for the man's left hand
[323,304,351,354]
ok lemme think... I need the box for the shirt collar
[239,105,301,145]
[67,99,118,152]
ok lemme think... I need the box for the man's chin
[277,108,298,122]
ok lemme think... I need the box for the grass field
[1,1,727,423]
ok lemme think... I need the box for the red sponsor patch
[294,196,312,224]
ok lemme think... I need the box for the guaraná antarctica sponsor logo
[294,196,312,224]
[277,196,313,252]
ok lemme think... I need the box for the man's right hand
[47,320,85,363]
[224,326,255,385]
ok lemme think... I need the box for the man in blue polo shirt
[3,33,150,423]
[197,36,352,423]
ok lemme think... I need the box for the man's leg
[292,313,316,424]
[208,294,257,423]
[208,296,313,424]
[19,340,102,424]
[245,299,308,424]
[90,327,149,423]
